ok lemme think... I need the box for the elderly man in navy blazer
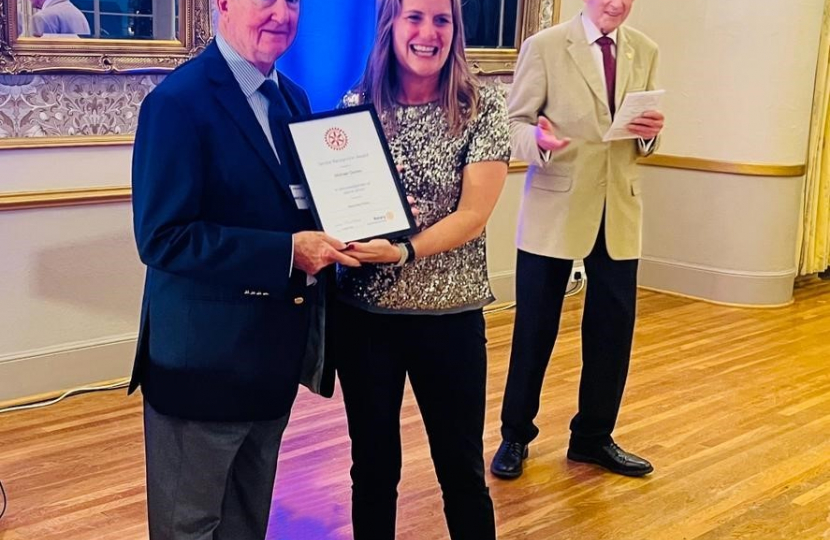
[129,0,360,538]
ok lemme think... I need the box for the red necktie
[596,36,616,117]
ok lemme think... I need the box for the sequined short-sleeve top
[336,84,511,315]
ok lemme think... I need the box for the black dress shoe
[567,441,654,477]
[490,440,529,479]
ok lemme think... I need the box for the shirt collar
[215,33,279,98]
[581,13,618,45]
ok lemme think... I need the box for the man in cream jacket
[492,0,664,479]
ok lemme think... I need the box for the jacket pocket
[531,170,573,193]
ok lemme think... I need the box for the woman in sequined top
[332,0,510,538]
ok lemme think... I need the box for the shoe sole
[490,466,523,480]
[566,451,654,477]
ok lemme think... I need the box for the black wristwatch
[399,239,416,264]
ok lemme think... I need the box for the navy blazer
[129,41,319,422]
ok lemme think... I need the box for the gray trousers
[143,400,290,540]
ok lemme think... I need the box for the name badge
[290,184,309,210]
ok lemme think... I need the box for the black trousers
[500,224,638,448]
[335,302,496,540]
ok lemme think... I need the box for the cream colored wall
[0,146,131,192]
[561,0,823,304]
[0,146,142,402]
[487,172,523,302]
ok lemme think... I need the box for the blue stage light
[278,2,376,112]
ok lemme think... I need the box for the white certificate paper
[287,107,415,243]
[603,89,665,142]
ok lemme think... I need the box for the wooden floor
[2,279,830,540]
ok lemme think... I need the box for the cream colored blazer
[509,15,660,261]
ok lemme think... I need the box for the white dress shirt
[581,13,655,154]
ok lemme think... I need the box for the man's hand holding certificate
[603,89,665,142]
[286,105,417,244]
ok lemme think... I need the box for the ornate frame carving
[0,0,211,74]
[466,0,560,75]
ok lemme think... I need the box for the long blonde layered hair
[358,0,479,134]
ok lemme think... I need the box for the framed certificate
[285,104,418,244]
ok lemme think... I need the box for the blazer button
[294,297,305,305]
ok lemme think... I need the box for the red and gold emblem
[325,127,349,151]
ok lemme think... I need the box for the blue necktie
[259,79,292,162]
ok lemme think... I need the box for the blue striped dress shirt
[215,33,283,161]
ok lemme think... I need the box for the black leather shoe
[490,440,529,479]
[567,441,654,477]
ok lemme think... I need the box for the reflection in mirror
[16,0,180,39]
[462,0,519,48]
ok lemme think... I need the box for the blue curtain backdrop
[277,1,377,112]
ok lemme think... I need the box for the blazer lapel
[566,16,609,112]
[205,44,294,201]
[615,26,636,111]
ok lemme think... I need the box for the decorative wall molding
[509,155,807,178]
[0,151,807,212]
[639,256,796,307]
[0,186,131,210]
[639,154,806,178]
[508,160,529,173]
[0,133,132,149]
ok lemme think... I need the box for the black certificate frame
[284,104,418,244]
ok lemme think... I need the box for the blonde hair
[358,0,479,134]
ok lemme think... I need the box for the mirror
[0,0,210,73]
[463,0,519,48]
[15,0,180,40]
[464,0,560,75]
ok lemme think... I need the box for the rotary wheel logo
[325,127,349,151]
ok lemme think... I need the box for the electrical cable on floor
[484,275,586,316]
[0,379,129,415]
[0,479,7,520]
